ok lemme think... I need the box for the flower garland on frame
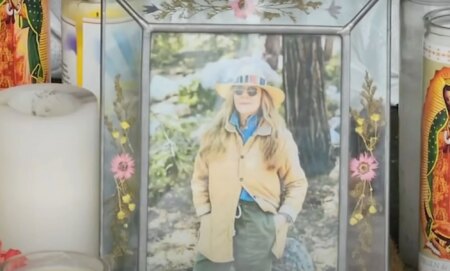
[143,0,335,22]
[349,71,385,269]
[104,75,138,263]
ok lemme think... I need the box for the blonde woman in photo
[191,62,308,271]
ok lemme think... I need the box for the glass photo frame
[100,1,391,270]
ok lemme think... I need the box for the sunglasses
[232,86,259,97]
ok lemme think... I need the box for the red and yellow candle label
[0,0,49,89]
[421,47,450,268]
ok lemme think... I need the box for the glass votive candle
[420,7,450,271]
[1,251,108,271]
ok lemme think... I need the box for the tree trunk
[264,35,282,70]
[282,35,335,177]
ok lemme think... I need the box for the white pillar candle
[1,251,106,271]
[0,84,99,255]
[21,268,95,271]
[14,268,97,271]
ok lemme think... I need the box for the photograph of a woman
[191,62,308,270]
[147,33,341,271]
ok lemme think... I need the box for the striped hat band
[234,75,267,86]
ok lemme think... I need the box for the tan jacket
[191,121,308,263]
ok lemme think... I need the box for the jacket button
[240,155,244,159]
[240,178,243,182]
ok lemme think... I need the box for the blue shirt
[230,111,259,202]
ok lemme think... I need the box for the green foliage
[324,54,341,119]
[149,80,216,205]
[179,80,217,114]
[324,54,341,89]
[149,114,201,205]
[326,102,339,119]
[151,34,184,69]
[151,34,241,75]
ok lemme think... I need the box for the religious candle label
[0,0,50,89]
[420,40,450,270]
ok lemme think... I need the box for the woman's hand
[274,213,288,231]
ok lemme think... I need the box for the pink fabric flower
[111,153,135,180]
[350,153,378,182]
[0,241,25,268]
[229,0,256,19]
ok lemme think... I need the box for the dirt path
[147,163,340,271]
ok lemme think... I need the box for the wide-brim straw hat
[215,63,285,108]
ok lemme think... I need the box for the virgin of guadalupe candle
[0,83,99,255]
[421,8,450,271]
[0,0,50,89]
[400,1,450,267]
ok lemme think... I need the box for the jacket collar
[229,111,259,131]
[225,114,272,136]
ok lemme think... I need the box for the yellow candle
[61,0,129,101]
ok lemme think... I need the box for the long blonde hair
[199,89,286,168]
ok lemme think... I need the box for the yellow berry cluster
[354,113,381,153]
[112,121,131,147]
